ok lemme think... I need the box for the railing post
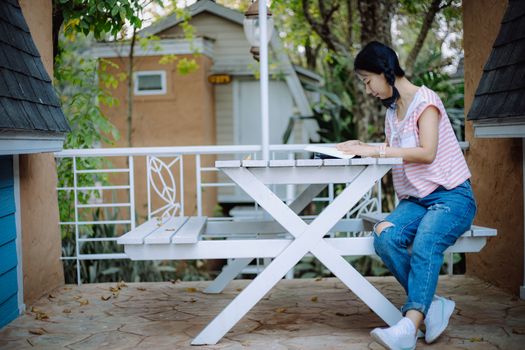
[73,157,81,285]
[129,156,136,230]
[147,156,152,220]
[196,155,202,217]
[180,155,184,217]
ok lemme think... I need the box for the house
[464,0,524,297]
[91,0,321,218]
[0,0,70,328]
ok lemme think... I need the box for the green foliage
[54,33,121,238]
[305,83,356,143]
[411,51,465,140]
[56,0,149,39]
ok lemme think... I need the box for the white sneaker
[424,296,455,343]
[370,317,417,350]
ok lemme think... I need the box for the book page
[304,145,355,159]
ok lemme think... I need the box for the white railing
[55,142,469,284]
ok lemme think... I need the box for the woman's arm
[336,106,440,164]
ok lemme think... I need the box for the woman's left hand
[336,143,377,157]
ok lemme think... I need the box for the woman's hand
[336,140,362,149]
[336,140,377,157]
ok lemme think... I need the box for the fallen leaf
[469,337,484,342]
[35,312,49,321]
[63,287,72,291]
[73,295,82,300]
[31,306,41,313]
[311,296,318,302]
[315,277,323,281]
[109,287,119,293]
[275,307,286,313]
[185,287,197,293]
[62,309,71,314]
[101,295,112,301]
[335,312,350,317]
[236,288,243,292]
[77,299,89,306]
[190,298,197,303]
[512,328,525,335]
[137,287,146,291]
[29,328,46,335]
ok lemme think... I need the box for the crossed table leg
[203,183,327,294]
[192,164,403,345]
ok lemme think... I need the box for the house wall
[15,0,65,305]
[100,54,217,222]
[159,13,254,73]
[463,0,524,295]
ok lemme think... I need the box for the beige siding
[215,83,234,145]
[160,13,254,72]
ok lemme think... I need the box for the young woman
[336,41,476,350]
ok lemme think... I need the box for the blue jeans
[373,180,476,316]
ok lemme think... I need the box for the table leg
[204,184,327,294]
[192,166,398,345]
[203,258,253,294]
[230,166,402,323]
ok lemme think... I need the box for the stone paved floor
[0,275,524,349]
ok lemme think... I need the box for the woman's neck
[394,77,420,110]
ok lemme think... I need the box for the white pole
[259,0,269,161]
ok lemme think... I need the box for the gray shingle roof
[467,0,525,121]
[0,0,69,133]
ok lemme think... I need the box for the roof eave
[0,130,67,155]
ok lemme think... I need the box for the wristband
[379,143,386,158]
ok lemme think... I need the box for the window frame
[133,70,167,96]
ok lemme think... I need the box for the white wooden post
[259,0,269,161]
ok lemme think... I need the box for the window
[133,71,167,95]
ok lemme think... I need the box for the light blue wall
[0,155,19,329]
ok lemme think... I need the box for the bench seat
[360,212,497,237]
[116,215,495,261]
[117,216,207,245]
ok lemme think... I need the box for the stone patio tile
[0,275,523,349]
[67,330,143,350]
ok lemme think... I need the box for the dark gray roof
[0,0,69,133]
[467,0,525,122]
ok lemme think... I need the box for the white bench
[360,212,497,238]
[360,212,497,274]
[117,216,208,246]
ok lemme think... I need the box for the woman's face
[356,70,392,100]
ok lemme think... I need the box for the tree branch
[302,0,348,55]
[346,0,354,46]
[404,0,442,77]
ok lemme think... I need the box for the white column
[259,0,269,161]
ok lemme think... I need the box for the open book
[304,145,355,159]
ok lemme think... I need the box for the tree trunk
[404,0,442,77]
[127,27,137,147]
[52,3,64,63]
[353,0,397,141]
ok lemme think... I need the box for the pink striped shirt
[385,86,471,199]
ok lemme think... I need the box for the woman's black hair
[354,41,405,109]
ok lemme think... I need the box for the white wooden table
[191,157,404,345]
